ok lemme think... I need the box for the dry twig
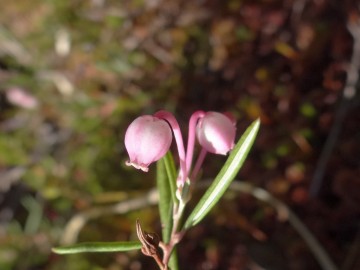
[310,14,360,197]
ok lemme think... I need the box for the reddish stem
[191,148,207,180]
[186,110,205,176]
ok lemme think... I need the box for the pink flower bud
[125,115,172,172]
[196,112,236,155]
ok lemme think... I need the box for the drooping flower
[196,111,236,155]
[125,115,172,172]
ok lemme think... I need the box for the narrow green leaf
[52,241,142,254]
[168,247,179,270]
[163,151,177,203]
[157,154,173,243]
[184,119,260,229]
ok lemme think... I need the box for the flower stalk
[154,110,188,187]
[186,110,205,173]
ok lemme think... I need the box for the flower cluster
[124,110,236,185]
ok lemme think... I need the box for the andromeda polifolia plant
[53,110,260,269]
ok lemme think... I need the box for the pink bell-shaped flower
[125,115,172,172]
[196,112,236,155]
